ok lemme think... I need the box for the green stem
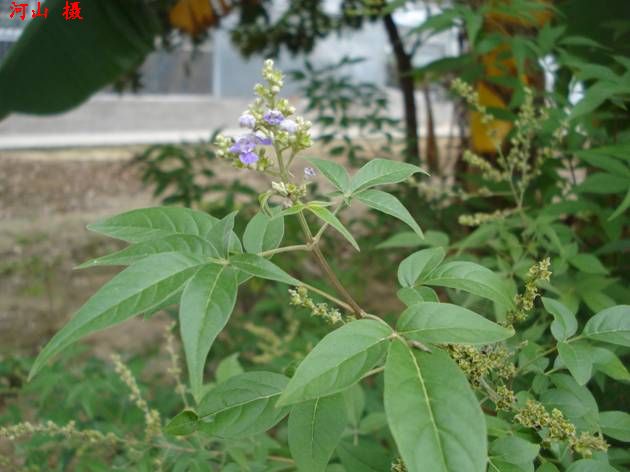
[296,210,364,318]
[258,244,310,258]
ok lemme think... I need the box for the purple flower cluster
[263,109,284,125]
[229,132,272,165]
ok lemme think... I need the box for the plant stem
[296,210,364,318]
[258,244,310,258]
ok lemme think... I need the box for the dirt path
[0,147,164,355]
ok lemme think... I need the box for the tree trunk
[382,13,420,165]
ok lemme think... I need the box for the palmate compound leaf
[87,207,219,242]
[417,261,515,309]
[197,371,289,439]
[384,339,487,472]
[277,319,393,406]
[354,189,423,238]
[397,302,514,345]
[179,264,238,403]
[29,252,206,380]
[288,393,347,472]
[76,234,220,268]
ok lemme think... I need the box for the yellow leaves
[169,0,231,36]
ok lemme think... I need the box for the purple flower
[304,167,316,178]
[239,151,259,165]
[280,118,297,134]
[263,109,284,125]
[239,113,256,129]
[229,133,271,166]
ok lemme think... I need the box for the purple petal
[239,151,259,165]
[263,109,284,125]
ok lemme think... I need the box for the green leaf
[397,287,431,307]
[206,212,237,258]
[566,460,617,472]
[336,440,392,472]
[540,374,599,430]
[599,411,630,442]
[230,253,300,286]
[490,436,540,466]
[343,384,365,428]
[277,319,393,406]
[583,305,630,346]
[87,207,218,243]
[576,173,630,195]
[288,394,347,472]
[307,158,350,192]
[197,371,289,438]
[216,353,244,384]
[0,0,160,117]
[397,248,445,288]
[542,297,578,342]
[397,302,514,345]
[609,188,630,220]
[384,340,487,472]
[376,230,449,249]
[569,254,609,275]
[355,189,423,237]
[591,347,630,381]
[418,261,515,308]
[77,234,219,268]
[180,264,238,403]
[307,205,360,251]
[29,253,205,380]
[164,409,199,436]
[350,159,427,193]
[557,341,593,385]
[243,210,285,254]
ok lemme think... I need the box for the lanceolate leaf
[277,319,393,406]
[307,205,360,251]
[180,264,238,403]
[87,207,218,242]
[583,305,630,346]
[354,189,423,237]
[77,234,220,268]
[397,248,445,288]
[288,393,347,472]
[307,157,350,192]
[542,297,578,342]
[418,261,515,308]
[164,409,199,436]
[384,340,487,472]
[29,253,205,380]
[397,302,514,345]
[197,371,289,438]
[350,159,427,193]
[243,210,285,254]
[206,212,237,258]
[599,411,630,442]
[557,341,593,386]
[591,347,630,381]
[230,253,300,286]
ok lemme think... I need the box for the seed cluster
[289,286,343,325]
